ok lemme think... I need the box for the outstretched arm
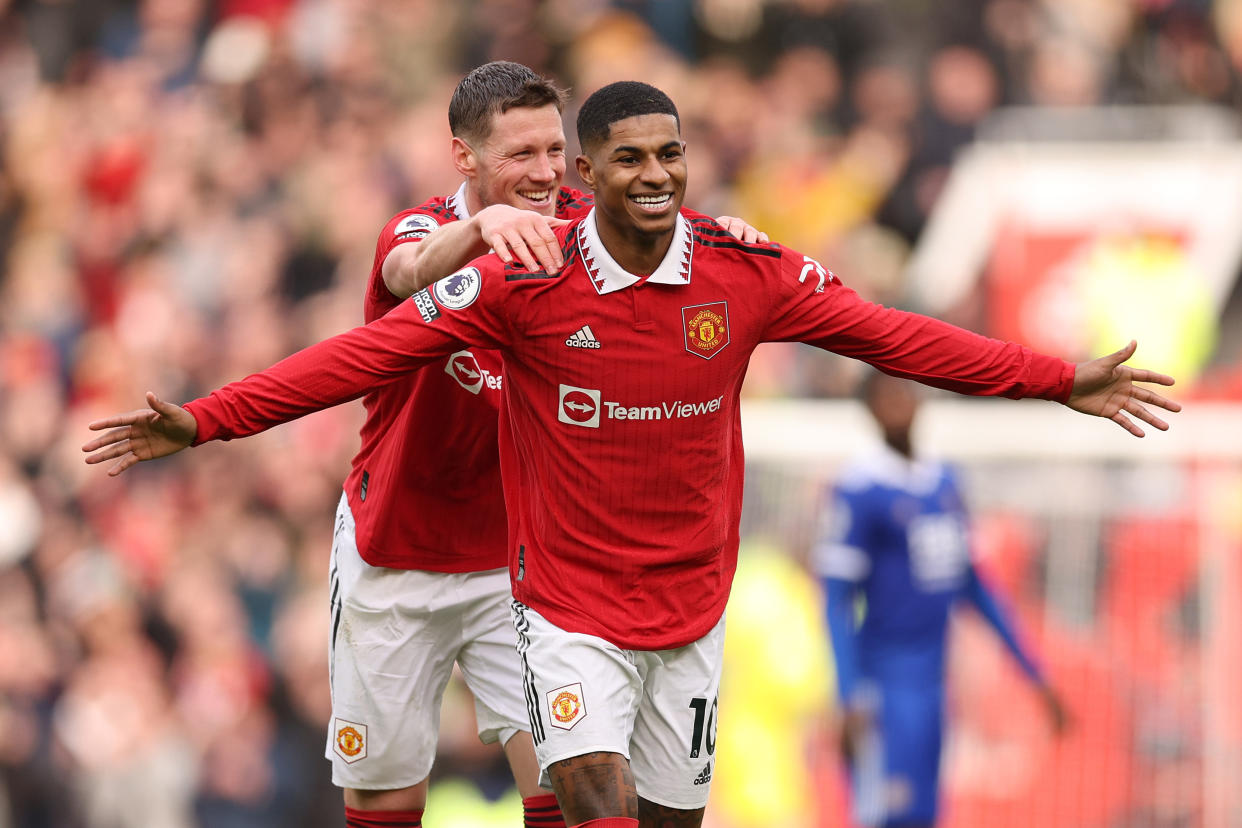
[83,265,507,475]
[1066,340,1179,437]
[765,252,1181,433]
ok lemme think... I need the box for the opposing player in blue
[814,370,1068,828]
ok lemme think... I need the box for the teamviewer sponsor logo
[558,384,724,429]
[558,384,601,428]
[445,350,501,394]
[565,325,601,349]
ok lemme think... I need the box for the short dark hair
[576,81,680,151]
[448,61,568,144]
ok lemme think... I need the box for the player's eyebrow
[610,140,681,157]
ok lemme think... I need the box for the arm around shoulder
[382,205,568,299]
[381,218,492,299]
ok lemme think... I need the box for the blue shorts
[850,679,944,827]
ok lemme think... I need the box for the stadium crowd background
[1,0,1241,826]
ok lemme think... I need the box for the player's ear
[575,154,595,188]
[452,136,477,177]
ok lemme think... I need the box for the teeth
[520,190,551,201]
[632,194,670,205]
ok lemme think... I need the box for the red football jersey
[344,183,592,571]
[185,209,1074,649]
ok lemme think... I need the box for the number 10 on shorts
[688,695,718,759]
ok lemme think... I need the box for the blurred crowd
[1,0,1241,826]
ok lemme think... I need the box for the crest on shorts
[333,718,368,763]
[546,682,587,731]
[682,302,730,360]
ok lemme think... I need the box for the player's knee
[343,780,428,812]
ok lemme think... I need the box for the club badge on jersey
[682,302,730,359]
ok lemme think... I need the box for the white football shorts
[325,493,529,790]
[511,600,726,810]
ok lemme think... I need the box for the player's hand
[82,392,198,476]
[838,707,871,765]
[1066,341,1180,437]
[715,215,769,244]
[476,204,568,274]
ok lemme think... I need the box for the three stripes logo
[565,325,601,349]
[692,764,712,786]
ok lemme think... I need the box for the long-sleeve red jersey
[333,183,591,572]
[184,209,1074,650]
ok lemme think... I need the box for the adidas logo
[565,325,601,349]
[692,764,712,786]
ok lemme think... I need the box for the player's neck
[884,432,914,460]
[463,186,487,217]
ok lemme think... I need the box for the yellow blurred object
[422,779,523,828]
[710,543,833,828]
[1082,233,1217,384]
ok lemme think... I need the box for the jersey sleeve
[366,206,455,322]
[761,247,1076,402]
[185,257,512,443]
[816,476,872,706]
[811,476,874,583]
[963,564,1045,684]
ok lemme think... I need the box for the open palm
[82,392,198,476]
[1066,341,1180,437]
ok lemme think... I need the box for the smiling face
[576,113,686,254]
[454,103,566,216]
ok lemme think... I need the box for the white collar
[577,208,693,295]
[448,182,473,221]
[866,442,943,495]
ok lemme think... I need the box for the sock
[523,793,566,828]
[344,805,423,828]
[569,820,639,828]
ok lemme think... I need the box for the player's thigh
[510,601,642,788]
[877,681,944,826]
[455,567,530,746]
[326,495,461,790]
[629,613,726,811]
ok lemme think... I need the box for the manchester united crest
[546,682,587,731]
[682,302,730,360]
[333,719,368,763]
